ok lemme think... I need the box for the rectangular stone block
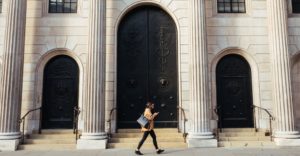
[77,139,107,149]
[274,138,300,146]
[187,139,217,148]
[0,139,19,151]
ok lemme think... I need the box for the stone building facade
[0,0,300,151]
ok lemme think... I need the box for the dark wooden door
[117,6,178,128]
[216,54,253,128]
[42,55,79,129]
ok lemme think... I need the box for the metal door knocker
[160,78,168,87]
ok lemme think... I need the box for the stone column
[267,0,300,146]
[0,0,27,151]
[187,0,217,148]
[76,0,107,149]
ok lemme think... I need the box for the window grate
[49,0,77,13]
[217,0,246,13]
[293,0,300,13]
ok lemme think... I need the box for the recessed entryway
[117,6,178,128]
[216,54,254,128]
[41,55,79,129]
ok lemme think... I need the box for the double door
[42,55,79,129]
[117,6,178,128]
[216,54,254,128]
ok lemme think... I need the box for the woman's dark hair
[146,101,154,108]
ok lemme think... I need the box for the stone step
[33,129,75,134]
[218,141,275,147]
[29,134,76,139]
[112,133,182,138]
[108,142,187,149]
[109,137,185,143]
[219,136,271,141]
[24,138,76,144]
[218,132,266,137]
[117,128,178,133]
[219,128,256,132]
[18,144,76,150]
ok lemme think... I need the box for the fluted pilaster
[0,0,27,140]
[80,0,106,140]
[267,0,300,140]
[187,0,216,147]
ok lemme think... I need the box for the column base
[77,139,107,149]
[187,132,217,148]
[77,132,107,149]
[274,131,300,146]
[0,139,19,151]
[274,138,300,146]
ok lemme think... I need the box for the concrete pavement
[1,147,300,156]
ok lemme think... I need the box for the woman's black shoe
[135,150,143,155]
[156,149,164,154]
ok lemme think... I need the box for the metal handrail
[213,106,220,141]
[73,106,81,141]
[177,106,188,143]
[252,105,274,141]
[107,107,117,139]
[19,107,42,144]
[214,105,222,130]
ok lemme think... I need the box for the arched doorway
[216,54,254,128]
[117,6,178,128]
[41,55,79,129]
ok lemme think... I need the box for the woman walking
[135,102,164,155]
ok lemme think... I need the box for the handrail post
[107,108,117,139]
[39,108,42,134]
[252,106,257,132]
[22,119,25,144]
[269,116,273,141]
[177,106,188,143]
[72,106,80,141]
[73,107,76,134]
[213,106,220,140]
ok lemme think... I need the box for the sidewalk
[1,147,300,156]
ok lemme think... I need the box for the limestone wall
[22,0,89,132]
[1,0,300,133]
